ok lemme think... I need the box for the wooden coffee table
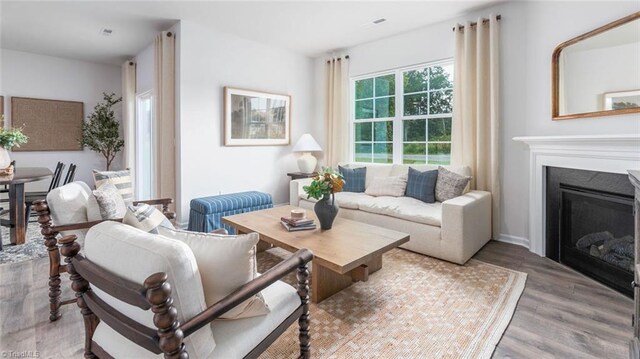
[223,205,409,303]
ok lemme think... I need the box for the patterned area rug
[257,247,527,359]
[0,221,46,265]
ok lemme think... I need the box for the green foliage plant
[303,167,345,200]
[0,116,28,149]
[80,93,123,170]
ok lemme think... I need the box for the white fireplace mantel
[513,134,640,256]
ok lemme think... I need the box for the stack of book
[280,216,316,232]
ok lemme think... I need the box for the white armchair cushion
[46,181,102,240]
[211,280,300,358]
[157,227,270,320]
[85,221,215,358]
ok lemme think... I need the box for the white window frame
[349,58,454,165]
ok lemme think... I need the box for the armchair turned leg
[297,264,311,359]
[60,235,99,359]
[34,200,62,322]
[144,273,188,359]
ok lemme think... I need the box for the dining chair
[62,163,76,185]
[23,162,66,221]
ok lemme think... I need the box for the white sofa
[290,163,492,264]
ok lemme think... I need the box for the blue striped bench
[188,191,273,234]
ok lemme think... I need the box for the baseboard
[496,234,530,249]
[176,221,188,229]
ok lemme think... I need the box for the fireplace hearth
[546,167,635,297]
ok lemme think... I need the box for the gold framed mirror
[552,12,640,120]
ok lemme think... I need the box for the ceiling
[1,1,503,66]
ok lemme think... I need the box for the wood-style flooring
[0,240,633,358]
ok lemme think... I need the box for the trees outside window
[351,61,453,165]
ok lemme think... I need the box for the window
[351,60,453,165]
[135,91,154,200]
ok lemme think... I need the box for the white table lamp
[292,134,322,173]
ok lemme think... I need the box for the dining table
[0,167,53,245]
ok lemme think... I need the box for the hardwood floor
[0,240,632,358]
[475,241,633,358]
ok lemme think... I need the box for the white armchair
[57,221,313,358]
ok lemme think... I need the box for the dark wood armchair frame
[34,198,176,322]
[57,233,313,359]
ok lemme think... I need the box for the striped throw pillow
[124,203,174,234]
[93,169,134,204]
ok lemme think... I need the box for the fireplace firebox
[546,167,635,297]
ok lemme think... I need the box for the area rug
[257,247,527,359]
[0,221,46,265]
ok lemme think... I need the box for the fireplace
[546,167,634,297]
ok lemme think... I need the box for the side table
[287,172,317,180]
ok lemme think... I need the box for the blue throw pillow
[338,166,366,193]
[405,167,438,203]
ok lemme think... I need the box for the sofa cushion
[405,167,438,203]
[365,175,407,197]
[157,227,270,319]
[46,181,102,241]
[359,196,442,227]
[338,165,366,193]
[299,191,375,210]
[85,221,215,358]
[210,280,300,358]
[435,166,472,202]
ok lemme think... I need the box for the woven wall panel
[11,97,83,151]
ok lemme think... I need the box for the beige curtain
[121,60,136,179]
[452,15,500,239]
[324,56,350,167]
[153,31,176,203]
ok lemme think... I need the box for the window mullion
[393,70,403,164]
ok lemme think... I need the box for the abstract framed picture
[603,89,640,111]
[224,87,291,146]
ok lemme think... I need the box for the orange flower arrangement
[303,167,345,200]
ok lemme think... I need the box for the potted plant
[303,167,345,229]
[80,93,123,170]
[0,115,28,170]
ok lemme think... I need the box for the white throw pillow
[93,183,127,219]
[365,175,408,197]
[157,227,270,320]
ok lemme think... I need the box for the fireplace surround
[513,134,640,256]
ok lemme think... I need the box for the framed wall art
[603,89,640,111]
[224,87,291,146]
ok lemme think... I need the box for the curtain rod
[327,55,349,64]
[452,15,501,32]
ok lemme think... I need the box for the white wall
[135,43,154,95]
[321,1,640,248]
[175,20,316,224]
[0,49,122,190]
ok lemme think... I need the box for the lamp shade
[292,134,322,152]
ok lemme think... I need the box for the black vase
[314,193,339,230]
